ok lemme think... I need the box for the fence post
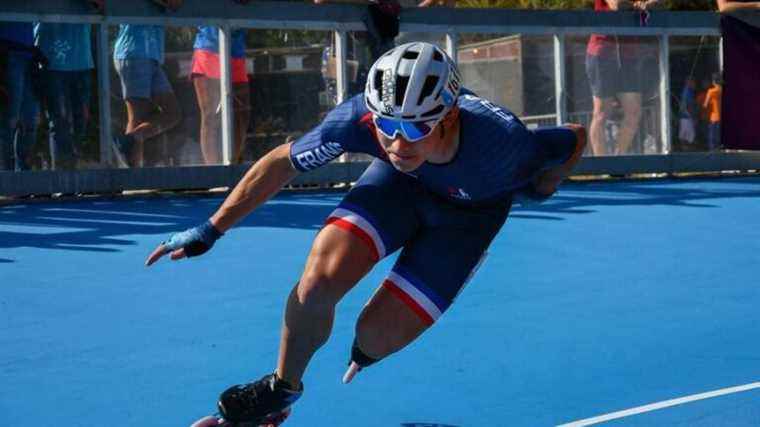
[446,32,458,64]
[335,30,348,105]
[554,33,567,126]
[219,25,234,165]
[659,34,672,154]
[96,23,113,167]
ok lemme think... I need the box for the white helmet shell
[365,42,462,122]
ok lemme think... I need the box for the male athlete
[146,42,586,426]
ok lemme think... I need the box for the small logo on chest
[448,187,472,200]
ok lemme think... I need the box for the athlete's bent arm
[533,124,587,196]
[716,0,760,12]
[145,143,299,265]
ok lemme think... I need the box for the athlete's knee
[296,271,337,307]
[297,253,359,306]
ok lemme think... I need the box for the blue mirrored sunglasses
[373,115,439,143]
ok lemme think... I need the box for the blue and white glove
[164,220,223,257]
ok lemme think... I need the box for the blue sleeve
[532,127,578,171]
[289,99,359,172]
[513,127,578,204]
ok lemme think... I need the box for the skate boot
[342,338,379,384]
[217,373,303,426]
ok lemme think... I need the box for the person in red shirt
[586,0,663,156]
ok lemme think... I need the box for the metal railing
[1,1,757,197]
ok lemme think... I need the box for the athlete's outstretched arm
[210,143,299,232]
[716,0,760,12]
[533,124,587,196]
[145,143,299,265]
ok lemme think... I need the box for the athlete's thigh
[302,159,421,299]
[382,200,510,325]
[324,159,420,262]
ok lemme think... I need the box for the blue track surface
[2,177,760,426]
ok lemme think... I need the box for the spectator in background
[34,22,94,170]
[111,24,181,168]
[315,0,402,106]
[586,0,663,156]
[0,22,40,171]
[322,0,456,59]
[315,0,454,102]
[395,0,456,46]
[695,77,709,142]
[703,72,722,151]
[192,26,251,165]
[677,76,697,147]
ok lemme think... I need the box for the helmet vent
[417,76,439,105]
[395,76,410,107]
[374,71,384,100]
[433,50,444,61]
[402,51,419,60]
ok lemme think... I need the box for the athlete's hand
[145,221,223,266]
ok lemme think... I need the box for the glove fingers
[145,244,170,266]
[170,248,187,261]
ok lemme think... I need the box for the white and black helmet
[365,42,462,122]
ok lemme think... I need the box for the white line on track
[557,381,760,426]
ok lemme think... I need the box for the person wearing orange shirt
[695,79,710,146]
[703,72,723,151]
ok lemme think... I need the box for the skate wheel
[342,361,361,384]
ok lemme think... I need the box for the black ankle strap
[272,372,303,392]
[350,338,379,368]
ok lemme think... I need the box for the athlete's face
[376,127,440,172]
[374,107,459,173]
